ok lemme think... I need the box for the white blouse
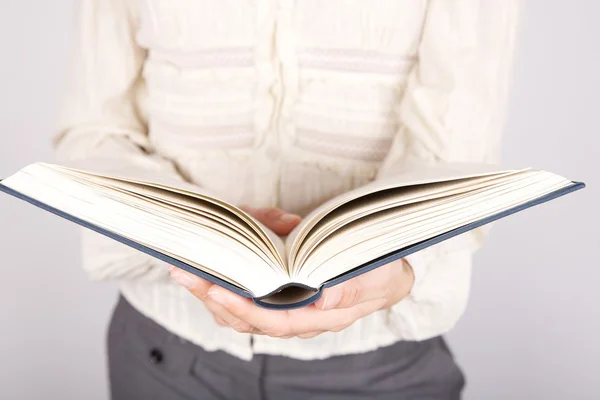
[55,0,519,361]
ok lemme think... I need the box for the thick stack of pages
[0,163,584,308]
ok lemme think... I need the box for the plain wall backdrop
[0,1,598,399]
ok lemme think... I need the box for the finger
[204,298,263,335]
[170,266,308,336]
[207,286,294,337]
[313,264,393,311]
[314,259,412,311]
[169,267,264,334]
[285,298,387,336]
[212,313,228,327]
[208,284,387,337]
[168,266,213,299]
[241,206,301,236]
[172,267,386,336]
[297,331,323,339]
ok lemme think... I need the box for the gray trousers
[108,296,464,400]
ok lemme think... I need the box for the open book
[0,163,584,309]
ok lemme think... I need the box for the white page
[58,169,282,268]
[290,171,526,274]
[3,165,289,297]
[300,171,546,276]
[300,172,570,286]
[44,163,288,266]
[286,164,525,267]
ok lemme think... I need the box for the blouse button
[149,348,164,364]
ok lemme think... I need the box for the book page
[301,172,543,277]
[2,164,291,297]
[294,170,571,287]
[44,163,287,267]
[57,169,281,267]
[289,172,525,274]
[286,163,525,270]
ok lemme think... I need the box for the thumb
[241,206,301,235]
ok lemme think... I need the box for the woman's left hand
[168,207,415,339]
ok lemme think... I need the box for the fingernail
[170,270,197,289]
[321,289,342,311]
[280,213,300,223]
[208,290,228,307]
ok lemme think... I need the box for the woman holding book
[55,1,519,398]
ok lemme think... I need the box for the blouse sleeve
[54,0,188,282]
[377,0,520,339]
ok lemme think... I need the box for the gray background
[0,1,598,399]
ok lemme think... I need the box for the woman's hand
[168,207,414,338]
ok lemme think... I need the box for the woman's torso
[135,0,427,214]
[118,0,430,361]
